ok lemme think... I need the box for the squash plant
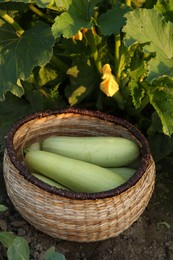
[0,1,173,154]
[0,204,66,259]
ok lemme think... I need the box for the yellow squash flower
[100,64,119,97]
[71,30,83,41]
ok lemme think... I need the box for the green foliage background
[0,0,173,160]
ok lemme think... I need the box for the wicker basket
[3,108,155,242]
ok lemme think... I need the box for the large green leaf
[7,237,30,260]
[0,21,54,100]
[97,4,130,36]
[51,0,100,38]
[123,8,173,80]
[146,76,173,136]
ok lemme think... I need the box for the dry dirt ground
[0,158,173,260]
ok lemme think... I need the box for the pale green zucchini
[41,136,140,167]
[32,172,69,190]
[107,167,136,180]
[24,142,40,154]
[25,150,126,193]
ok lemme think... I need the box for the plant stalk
[84,29,102,73]
[0,10,24,36]
[28,4,54,23]
[115,34,121,83]
[114,34,125,109]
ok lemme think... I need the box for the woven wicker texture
[3,108,156,242]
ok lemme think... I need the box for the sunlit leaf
[123,8,173,80]
[51,0,100,38]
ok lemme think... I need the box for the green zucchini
[107,167,136,180]
[25,150,126,193]
[24,142,40,154]
[32,172,69,190]
[41,136,140,167]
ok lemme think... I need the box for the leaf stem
[0,10,24,36]
[84,29,102,73]
[28,4,54,23]
[115,34,121,83]
[114,34,125,109]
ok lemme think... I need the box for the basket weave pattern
[3,109,156,242]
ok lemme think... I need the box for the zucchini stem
[84,29,102,74]
[28,4,54,23]
[115,34,121,83]
[0,10,24,36]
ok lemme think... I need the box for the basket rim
[4,107,152,200]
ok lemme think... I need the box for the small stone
[11,220,26,227]
[17,228,26,236]
[0,219,7,231]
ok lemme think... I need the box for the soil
[0,158,173,260]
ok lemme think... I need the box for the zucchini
[32,172,69,190]
[107,167,136,180]
[41,136,140,167]
[24,142,40,154]
[25,150,126,193]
